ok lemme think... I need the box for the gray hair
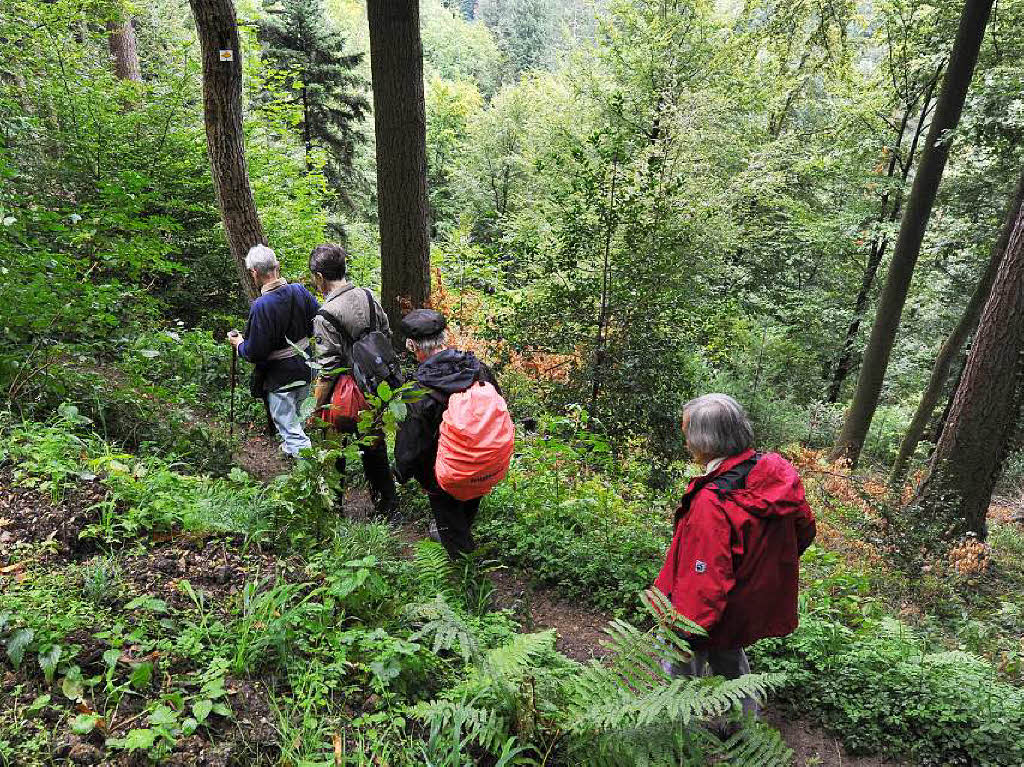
[245,244,279,275]
[406,330,449,357]
[682,393,754,459]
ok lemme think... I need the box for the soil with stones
[0,468,105,565]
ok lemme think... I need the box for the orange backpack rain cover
[435,381,514,501]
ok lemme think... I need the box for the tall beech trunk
[830,0,993,466]
[826,62,943,403]
[189,0,263,300]
[366,0,431,335]
[891,171,1024,484]
[909,184,1024,539]
[107,17,142,82]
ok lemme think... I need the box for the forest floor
[1,445,901,766]
[233,430,904,767]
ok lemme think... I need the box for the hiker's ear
[405,338,416,354]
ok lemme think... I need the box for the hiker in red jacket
[653,393,816,716]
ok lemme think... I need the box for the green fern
[413,540,459,603]
[719,722,794,766]
[411,587,791,766]
[410,698,510,753]
[407,594,482,665]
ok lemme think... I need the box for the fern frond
[719,720,794,766]
[413,540,458,602]
[409,698,510,753]
[407,594,481,665]
[480,629,557,685]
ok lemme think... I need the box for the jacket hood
[709,451,809,519]
[415,349,482,393]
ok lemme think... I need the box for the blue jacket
[240,282,320,393]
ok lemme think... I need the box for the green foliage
[412,588,789,766]
[478,0,561,78]
[752,549,1024,766]
[257,0,370,208]
[478,421,674,616]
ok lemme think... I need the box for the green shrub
[478,424,671,616]
[751,551,1024,766]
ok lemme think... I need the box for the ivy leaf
[121,728,156,751]
[192,699,213,724]
[200,677,226,699]
[102,648,121,671]
[388,399,407,421]
[71,713,100,735]
[129,661,153,690]
[5,628,33,669]
[181,716,198,736]
[38,643,62,683]
[62,666,85,700]
[211,702,231,718]
[148,704,177,728]
[28,694,51,713]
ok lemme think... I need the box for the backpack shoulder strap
[709,453,761,495]
[316,308,353,346]
[363,289,377,335]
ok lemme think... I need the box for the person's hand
[227,330,243,348]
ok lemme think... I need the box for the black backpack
[317,289,405,396]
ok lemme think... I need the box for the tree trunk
[107,17,142,82]
[189,0,263,300]
[830,0,993,466]
[366,0,431,335]
[891,170,1024,484]
[909,184,1024,539]
[590,158,618,415]
[826,238,888,403]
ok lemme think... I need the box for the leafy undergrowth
[475,424,1024,766]
[1,414,791,766]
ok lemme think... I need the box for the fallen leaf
[0,563,24,575]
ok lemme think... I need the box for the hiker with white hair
[653,393,816,720]
[227,244,320,458]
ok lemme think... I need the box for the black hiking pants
[335,429,397,517]
[428,488,481,559]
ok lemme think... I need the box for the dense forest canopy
[2,0,1024,764]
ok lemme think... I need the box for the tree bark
[891,171,1024,484]
[909,181,1024,539]
[189,0,263,300]
[366,0,431,335]
[107,17,142,82]
[830,0,993,466]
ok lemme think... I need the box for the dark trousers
[335,430,396,516]
[428,489,481,559]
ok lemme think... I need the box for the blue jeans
[267,383,312,457]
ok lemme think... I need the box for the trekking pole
[229,343,238,439]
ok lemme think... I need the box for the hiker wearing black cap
[308,243,398,518]
[394,309,513,558]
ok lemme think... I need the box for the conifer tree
[258,0,370,205]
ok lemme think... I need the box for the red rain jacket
[653,449,816,649]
